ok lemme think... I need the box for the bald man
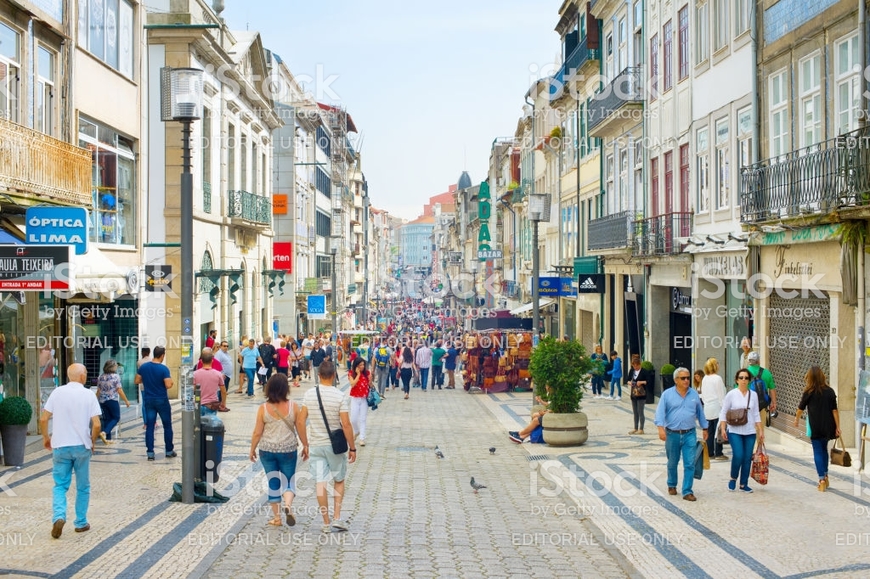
[39,364,102,538]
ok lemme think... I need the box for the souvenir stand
[462,330,534,393]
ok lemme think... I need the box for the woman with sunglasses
[718,369,764,493]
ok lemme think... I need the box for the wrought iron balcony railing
[203,182,212,214]
[553,36,600,95]
[633,212,692,257]
[228,190,271,225]
[588,67,644,132]
[0,117,92,206]
[740,126,870,223]
[588,210,635,251]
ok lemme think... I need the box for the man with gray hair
[654,366,708,502]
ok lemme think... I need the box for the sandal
[404,394,409,400]
[267,517,282,526]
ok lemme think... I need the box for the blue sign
[560,277,577,297]
[307,294,327,319]
[26,207,89,255]
[538,277,561,296]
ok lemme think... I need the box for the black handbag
[315,386,348,454]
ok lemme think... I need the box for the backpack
[750,367,770,410]
[374,347,389,367]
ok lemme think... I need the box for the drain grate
[396,446,431,452]
[527,454,552,461]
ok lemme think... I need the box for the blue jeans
[609,378,622,398]
[143,398,174,454]
[201,406,217,417]
[100,399,121,440]
[419,367,430,390]
[591,376,604,395]
[729,432,757,487]
[259,450,299,501]
[811,438,830,480]
[52,445,92,528]
[665,429,697,496]
[432,365,443,387]
[244,368,256,395]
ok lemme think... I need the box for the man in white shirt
[301,334,315,379]
[39,364,102,538]
[297,360,356,533]
[214,340,234,403]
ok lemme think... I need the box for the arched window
[199,251,215,293]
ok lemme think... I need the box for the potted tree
[0,396,33,466]
[660,363,676,394]
[641,361,656,404]
[529,336,593,446]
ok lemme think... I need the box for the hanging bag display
[315,386,348,455]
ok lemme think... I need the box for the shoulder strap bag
[315,386,348,454]
[265,402,298,447]
[725,391,751,426]
[831,436,852,467]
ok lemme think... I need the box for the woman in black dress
[794,365,841,492]
[627,354,653,435]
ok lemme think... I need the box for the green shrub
[529,336,592,414]
[0,396,33,426]
[641,361,654,373]
[660,363,676,378]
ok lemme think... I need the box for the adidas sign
[579,277,599,290]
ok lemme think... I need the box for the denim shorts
[308,445,347,483]
[258,450,298,501]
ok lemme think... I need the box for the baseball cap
[747,351,759,364]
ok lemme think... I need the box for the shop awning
[69,247,136,297]
[509,298,555,316]
[0,229,22,244]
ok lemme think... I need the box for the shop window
[0,22,21,123]
[79,117,136,246]
[35,46,56,135]
[77,0,135,79]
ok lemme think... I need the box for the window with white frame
[715,118,729,209]
[241,134,248,191]
[34,46,55,135]
[835,33,861,135]
[799,53,821,148]
[735,0,751,36]
[737,107,753,169]
[78,0,135,79]
[769,69,789,158]
[619,149,628,211]
[697,127,710,212]
[79,117,136,246]
[713,0,729,52]
[606,153,614,205]
[0,21,21,123]
[678,6,689,80]
[618,17,628,72]
[633,2,644,67]
[663,20,673,92]
[606,32,614,79]
[696,1,709,64]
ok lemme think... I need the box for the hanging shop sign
[273,242,293,272]
[670,286,692,314]
[273,194,288,215]
[25,207,88,255]
[477,181,495,261]
[577,274,605,294]
[0,245,70,290]
[699,252,746,278]
[538,276,561,296]
[145,265,173,293]
[560,277,577,297]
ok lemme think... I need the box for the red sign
[273,242,293,272]
[0,245,70,291]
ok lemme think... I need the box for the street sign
[145,265,172,292]
[307,294,327,319]
[26,207,89,255]
[273,242,293,271]
[0,245,70,290]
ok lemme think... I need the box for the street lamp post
[361,191,369,330]
[161,66,204,504]
[330,240,338,369]
[528,193,550,349]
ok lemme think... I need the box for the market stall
[462,331,533,393]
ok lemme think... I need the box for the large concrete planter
[542,412,588,447]
[0,424,28,466]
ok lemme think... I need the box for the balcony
[228,190,271,226]
[588,67,644,138]
[633,212,692,257]
[551,36,600,99]
[203,182,212,214]
[588,210,635,251]
[0,117,91,206]
[740,126,870,224]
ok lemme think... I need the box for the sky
[223,0,560,221]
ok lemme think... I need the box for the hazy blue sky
[223,0,559,221]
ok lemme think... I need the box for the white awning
[69,247,137,297]
[509,298,555,316]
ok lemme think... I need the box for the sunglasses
[737,376,750,380]
[676,376,690,380]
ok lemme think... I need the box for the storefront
[649,260,693,377]
[754,228,854,439]
[602,262,645,360]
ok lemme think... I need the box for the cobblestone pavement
[3,377,870,578]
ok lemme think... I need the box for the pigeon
[470,477,487,493]
[435,446,444,459]
[489,447,496,455]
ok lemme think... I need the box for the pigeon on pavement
[470,477,487,493]
[489,447,496,455]
[435,446,444,459]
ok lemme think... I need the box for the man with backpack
[745,351,777,426]
[372,337,393,397]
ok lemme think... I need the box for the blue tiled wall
[764,0,840,44]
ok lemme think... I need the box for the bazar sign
[478,181,494,261]
[26,207,88,255]
[0,245,70,290]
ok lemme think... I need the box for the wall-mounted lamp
[706,235,726,246]
[727,233,748,243]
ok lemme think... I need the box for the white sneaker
[602,395,612,400]
[331,519,348,532]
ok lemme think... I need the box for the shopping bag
[831,437,852,467]
[367,387,381,410]
[750,443,769,485]
[693,441,705,480]
[702,440,710,470]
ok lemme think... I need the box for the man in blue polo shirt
[135,346,175,461]
[654,366,708,502]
